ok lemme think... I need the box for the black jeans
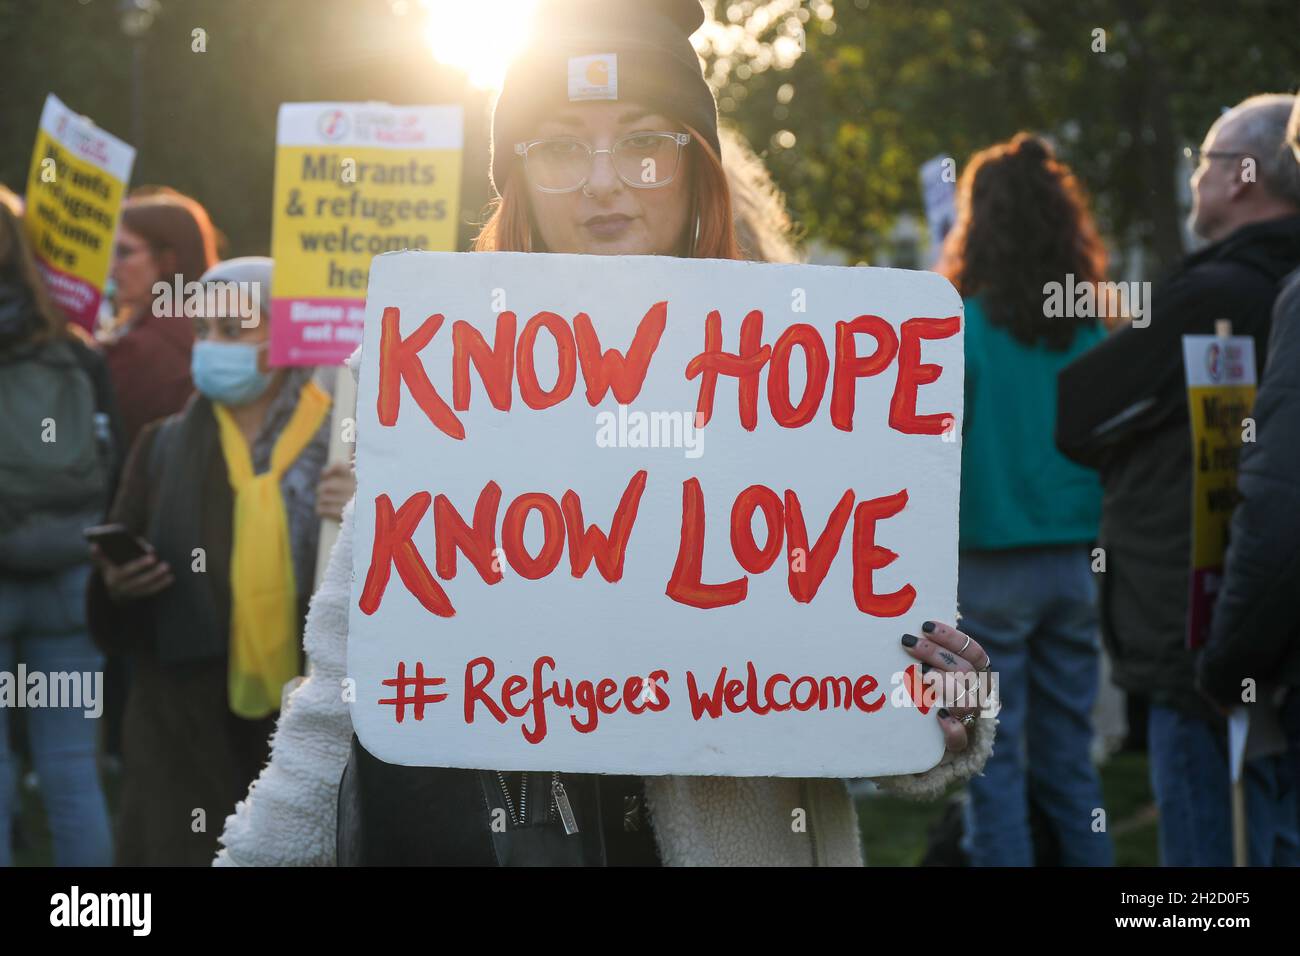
[1285,689,1300,836]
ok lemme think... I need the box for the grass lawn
[856,751,1159,865]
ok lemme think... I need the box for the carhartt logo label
[50,886,151,936]
[568,53,617,101]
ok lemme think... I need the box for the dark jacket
[337,736,661,866]
[86,380,326,661]
[84,380,327,865]
[101,306,195,452]
[1197,268,1300,707]
[0,327,123,572]
[1057,214,1300,718]
[86,397,237,662]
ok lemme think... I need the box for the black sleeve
[1198,281,1300,706]
[1055,264,1273,470]
[85,422,160,656]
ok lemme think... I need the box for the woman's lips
[582,213,635,239]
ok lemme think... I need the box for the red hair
[940,133,1108,345]
[120,191,219,291]
[474,124,741,260]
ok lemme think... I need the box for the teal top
[959,295,1105,550]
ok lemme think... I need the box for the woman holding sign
[218,0,995,867]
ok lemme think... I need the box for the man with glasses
[1184,99,1300,244]
[1057,93,1300,866]
[1198,94,1300,843]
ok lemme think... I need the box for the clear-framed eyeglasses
[1183,145,1253,167]
[514,131,692,193]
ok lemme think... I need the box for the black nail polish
[901,633,918,647]
[922,621,937,634]
[921,662,932,674]
[938,708,950,719]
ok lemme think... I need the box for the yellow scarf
[213,380,331,719]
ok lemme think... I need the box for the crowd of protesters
[2,0,1300,868]
[1,186,354,866]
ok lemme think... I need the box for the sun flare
[420,0,540,89]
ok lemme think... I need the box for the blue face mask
[191,340,272,406]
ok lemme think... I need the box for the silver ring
[978,654,992,672]
[959,636,972,654]
[960,713,977,727]
[581,184,595,198]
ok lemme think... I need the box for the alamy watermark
[1043,274,1151,328]
[50,886,150,935]
[596,405,705,459]
[0,666,103,718]
[152,274,261,328]
[889,666,1000,718]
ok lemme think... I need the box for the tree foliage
[708,0,1300,273]
[0,0,496,256]
[2,0,1296,275]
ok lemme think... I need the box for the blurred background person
[1197,94,1300,833]
[1058,93,1300,866]
[101,190,218,449]
[0,185,117,867]
[85,257,350,865]
[97,189,219,770]
[939,133,1113,866]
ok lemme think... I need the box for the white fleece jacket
[215,353,997,868]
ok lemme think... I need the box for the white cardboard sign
[348,252,964,778]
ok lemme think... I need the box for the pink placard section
[1186,568,1219,651]
[38,260,101,332]
[269,296,366,367]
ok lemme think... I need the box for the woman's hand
[91,545,174,603]
[901,621,991,756]
[315,462,356,522]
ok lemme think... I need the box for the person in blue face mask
[85,257,355,865]
[191,328,273,405]
[187,258,289,438]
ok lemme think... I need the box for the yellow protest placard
[23,94,135,331]
[1182,332,1256,649]
[268,103,463,366]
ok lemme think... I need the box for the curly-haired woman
[939,132,1112,866]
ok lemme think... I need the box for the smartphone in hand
[83,524,151,565]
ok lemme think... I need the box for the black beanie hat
[489,0,720,196]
